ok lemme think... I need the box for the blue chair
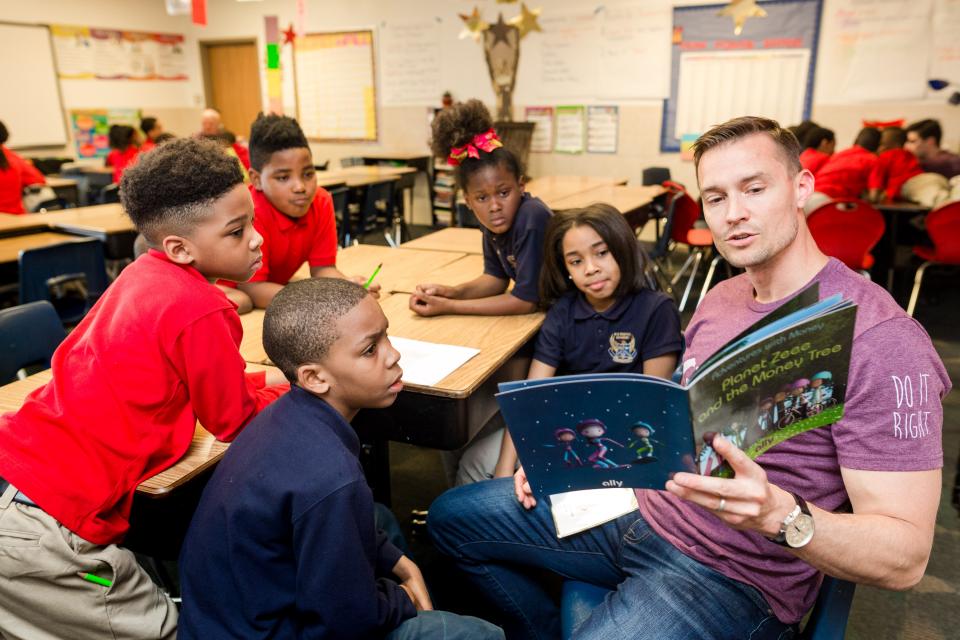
[329,186,351,246]
[18,238,109,326]
[358,181,397,245]
[561,575,856,639]
[0,301,66,384]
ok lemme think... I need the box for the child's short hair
[0,121,8,171]
[802,126,834,150]
[108,124,136,151]
[248,113,310,172]
[154,132,177,145]
[120,138,244,243]
[140,117,157,136]
[539,203,646,308]
[429,99,524,190]
[880,126,907,150]
[854,127,881,152]
[263,278,370,383]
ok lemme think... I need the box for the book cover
[497,285,857,496]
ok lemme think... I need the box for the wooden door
[203,42,261,140]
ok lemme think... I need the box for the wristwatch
[771,493,815,548]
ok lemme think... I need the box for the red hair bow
[448,129,503,166]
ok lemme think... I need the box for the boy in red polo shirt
[805,127,880,213]
[0,138,288,640]
[237,113,379,308]
[798,126,834,176]
[0,120,46,214]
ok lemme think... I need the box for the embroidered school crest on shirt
[506,254,517,269]
[608,332,637,364]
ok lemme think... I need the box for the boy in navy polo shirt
[0,138,289,640]
[237,113,380,308]
[179,278,503,640]
[410,99,551,317]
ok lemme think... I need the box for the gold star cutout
[458,7,489,42]
[508,3,542,39]
[717,0,767,36]
[488,13,515,46]
[496,0,518,3]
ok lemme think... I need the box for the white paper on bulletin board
[555,106,585,154]
[587,106,618,154]
[930,0,960,95]
[525,106,554,153]
[815,0,933,103]
[294,30,378,141]
[379,19,441,106]
[675,49,809,141]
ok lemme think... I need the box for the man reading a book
[428,116,949,640]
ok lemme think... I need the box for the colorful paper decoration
[717,0,767,36]
[191,0,207,27]
[264,16,283,115]
[509,4,542,38]
[283,23,297,45]
[458,7,490,42]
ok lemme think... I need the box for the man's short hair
[119,138,244,243]
[264,278,370,383]
[905,119,942,146]
[248,113,311,172]
[693,116,801,178]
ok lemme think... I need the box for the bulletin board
[293,30,378,142]
[660,0,823,152]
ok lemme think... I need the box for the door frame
[198,38,261,112]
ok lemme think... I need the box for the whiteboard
[0,23,68,148]
[293,30,378,142]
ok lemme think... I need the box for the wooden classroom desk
[0,364,279,498]
[319,167,408,188]
[0,213,52,237]
[550,184,666,230]
[400,227,484,255]
[44,177,80,206]
[873,202,932,292]
[41,203,134,238]
[526,175,629,209]
[0,232,88,264]
[388,254,486,294]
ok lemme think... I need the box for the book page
[389,337,479,387]
[550,489,638,538]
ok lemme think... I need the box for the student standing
[492,204,682,478]
[236,113,379,308]
[179,278,503,640]
[0,138,288,640]
[410,99,551,317]
[0,120,46,214]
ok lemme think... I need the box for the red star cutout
[282,24,297,45]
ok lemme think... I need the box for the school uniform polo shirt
[813,145,877,199]
[533,289,682,375]
[0,250,287,544]
[868,148,923,201]
[799,148,830,176]
[482,193,552,303]
[0,146,45,214]
[105,146,140,184]
[249,184,338,285]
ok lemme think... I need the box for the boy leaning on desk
[178,277,503,640]
[0,138,290,639]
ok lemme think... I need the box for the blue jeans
[428,479,796,640]
[388,610,504,640]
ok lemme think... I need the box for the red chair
[907,201,960,317]
[661,182,715,311]
[807,199,885,276]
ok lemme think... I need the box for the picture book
[496,284,857,497]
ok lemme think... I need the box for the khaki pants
[0,484,177,640]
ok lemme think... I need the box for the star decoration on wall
[282,23,297,45]
[717,0,767,36]
[488,13,514,46]
[458,7,490,42]
[508,3,542,39]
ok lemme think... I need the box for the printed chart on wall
[51,25,188,80]
[70,109,141,159]
[294,30,378,142]
[587,106,618,154]
[554,106,585,154]
[525,107,554,153]
[661,0,822,152]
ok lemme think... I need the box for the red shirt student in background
[138,116,163,153]
[0,139,288,639]
[811,127,880,199]
[0,120,46,214]
[105,124,140,183]
[798,126,835,176]
[868,127,923,203]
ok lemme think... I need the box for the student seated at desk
[0,120,46,214]
[410,99,551,317]
[0,138,289,640]
[234,113,380,308]
[868,127,960,207]
[491,204,682,480]
[804,127,880,214]
[105,124,140,184]
[139,115,164,153]
[178,278,503,640]
[798,125,834,176]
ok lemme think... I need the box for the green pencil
[78,572,112,588]
[363,263,383,289]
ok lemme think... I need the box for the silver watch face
[786,513,815,548]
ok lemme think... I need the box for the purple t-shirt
[636,258,950,623]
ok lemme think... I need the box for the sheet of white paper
[389,336,480,387]
[550,488,638,538]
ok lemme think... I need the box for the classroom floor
[385,224,960,639]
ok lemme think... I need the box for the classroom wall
[5,0,959,201]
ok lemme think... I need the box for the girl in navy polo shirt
[410,99,552,318]
[493,204,683,477]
